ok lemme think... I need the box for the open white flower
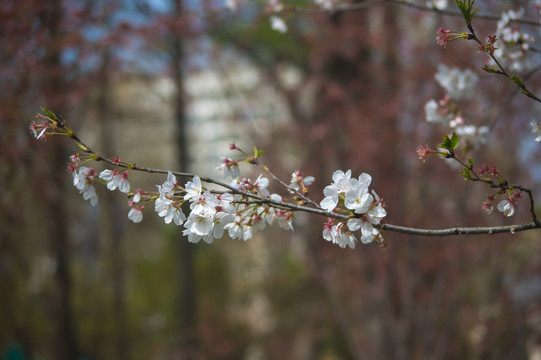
[184,208,215,237]
[320,170,354,211]
[320,185,339,211]
[254,175,270,196]
[155,185,186,225]
[184,175,203,201]
[161,171,177,195]
[128,207,143,223]
[344,178,373,214]
[497,199,515,217]
[99,169,130,193]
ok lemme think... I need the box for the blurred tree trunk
[172,0,198,353]
[41,0,79,358]
[98,49,130,360]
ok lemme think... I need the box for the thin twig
[466,25,541,103]
[253,158,321,208]
[302,0,541,27]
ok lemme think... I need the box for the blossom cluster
[320,170,386,248]
[139,169,287,244]
[64,147,387,249]
[491,8,535,72]
[424,65,488,148]
[150,170,299,243]
[434,65,478,101]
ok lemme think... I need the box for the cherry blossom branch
[419,129,539,227]
[68,149,541,237]
[451,155,539,224]
[31,110,541,243]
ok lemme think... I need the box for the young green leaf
[455,0,478,26]
[450,132,459,149]
[41,107,58,121]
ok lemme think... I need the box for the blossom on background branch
[435,0,541,103]
[418,131,539,225]
[231,0,541,34]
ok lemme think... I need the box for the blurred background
[2,0,541,359]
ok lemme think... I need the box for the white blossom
[434,65,478,100]
[184,175,203,201]
[224,0,240,11]
[99,169,130,193]
[190,191,219,215]
[491,8,534,72]
[321,170,386,246]
[367,203,387,225]
[320,185,339,211]
[132,189,143,203]
[155,185,186,225]
[455,125,476,137]
[224,219,243,240]
[327,223,356,249]
[425,99,450,124]
[314,0,335,10]
[184,208,216,237]
[270,16,287,33]
[72,166,98,206]
[254,175,270,196]
[289,170,315,192]
[359,222,380,244]
[276,210,294,231]
[81,185,98,207]
[128,207,143,223]
[161,171,177,195]
[320,170,353,210]
[215,157,241,179]
[427,0,448,10]
[531,121,541,143]
[344,178,373,214]
[497,199,515,217]
[242,225,253,241]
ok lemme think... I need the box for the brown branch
[383,222,540,236]
[87,142,541,237]
[305,0,541,27]
[41,115,541,238]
